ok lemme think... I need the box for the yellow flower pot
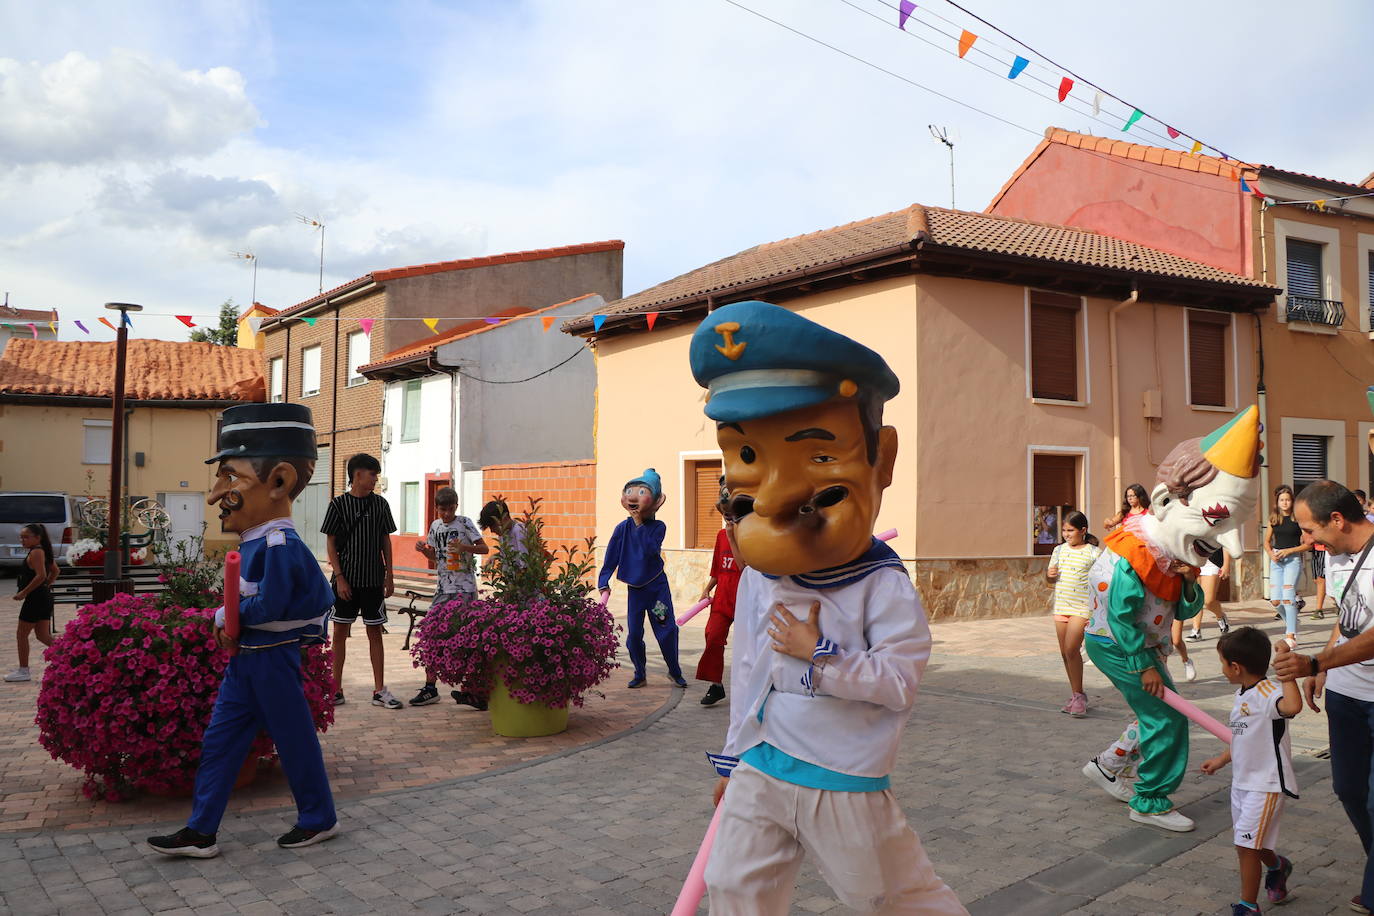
[488,675,570,738]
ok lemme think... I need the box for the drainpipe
[1254,311,1270,601]
[1110,282,1141,502]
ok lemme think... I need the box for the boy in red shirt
[696,483,741,706]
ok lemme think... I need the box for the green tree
[190,299,239,345]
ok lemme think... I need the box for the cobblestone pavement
[0,581,1364,915]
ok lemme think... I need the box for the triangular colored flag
[483,317,501,325]
[121,312,133,328]
[358,318,374,335]
[957,30,977,58]
[1239,176,1253,193]
[422,317,440,334]
[1166,126,1180,139]
[48,321,56,334]
[898,0,916,30]
[247,316,264,335]
[1189,140,1202,155]
[646,312,659,331]
[98,317,117,331]
[1092,92,1102,116]
[175,315,196,328]
[541,316,557,332]
[1122,109,1143,132]
[1314,199,1327,212]
[1057,77,1073,102]
[1008,56,1029,80]
[592,315,606,333]
[27,322,38,339]
[301,317,317,326]
[75,320,89,334]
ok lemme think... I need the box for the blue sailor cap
[206,403,318,464]
[689,301,899,422]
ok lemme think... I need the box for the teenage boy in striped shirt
[322,453,401,709]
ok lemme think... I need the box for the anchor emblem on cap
[714,322,747,361]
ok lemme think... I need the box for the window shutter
[1188,310,1228,407]
[692,460,723,549]
[1286,240,1323,298]
[1030,293,1079,401]
[1291,434,1328,490]
[402,379,422,441]
[1033,454,1077,507]
[1368,251,1374,315]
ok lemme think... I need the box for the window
[401,379,422,442]
[346,331,369,386]
[687,459,724,549]
[1031,453,1079,556]
[1368,250,1374,326]
[1187,310,1229,407]
[301,345,321,397]
[1291,434,1328,493]
[82,419,112,464]
[1286,240,1323,299]
[1029,291,1080,402]
[402,482,420,534]
[269,357,284,403]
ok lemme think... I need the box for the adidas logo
[1242,833,1253,840]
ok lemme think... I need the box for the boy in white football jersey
[1201,627,1303,915]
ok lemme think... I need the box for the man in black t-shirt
[321,454,401,710]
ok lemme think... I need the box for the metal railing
[1286,295,1345,327]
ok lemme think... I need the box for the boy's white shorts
[1231,786,1285,850]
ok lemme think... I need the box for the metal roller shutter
[1188,310,1228,407]
[1291,434,1328,491]
[1030,292,1079,401]
[1286,240,1323,298]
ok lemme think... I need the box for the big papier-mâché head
[205,403,318,535]
[621,468,665,518]
[689,301,900,576]
[1147,405,1261,563]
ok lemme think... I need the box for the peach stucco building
[991,128,1374,530]
[566,205,1278,618]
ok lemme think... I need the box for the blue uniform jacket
[598,518,666,590]
[225,519,334,650]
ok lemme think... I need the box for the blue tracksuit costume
[599,517,682,682]
[189,518,336,835]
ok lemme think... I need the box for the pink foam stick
[223,551,241,657]
[1162,687,1232,745]
[876,528,897,542]
[670,803,723,916]
[598,589,610,609]
[676,597,711,626]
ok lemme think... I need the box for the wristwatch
[1309,655,1321,677]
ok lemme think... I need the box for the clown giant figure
[691,301,966,916]
[1082,407,1261,831]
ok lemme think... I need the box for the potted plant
[35,537,335,800]
[410,499,619,737]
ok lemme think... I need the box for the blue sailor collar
[762,537,908,590]
[240,516,297,544]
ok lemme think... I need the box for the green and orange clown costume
[1084,407,1262,818]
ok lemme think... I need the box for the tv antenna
[929,125,955,208]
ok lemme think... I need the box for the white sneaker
[3,668,31,682]
[1129,808,1194,832]
[1184,659,1197,682]
[371,687,403,710]
[1218,615,1231,634]
[1082,759,1134,803]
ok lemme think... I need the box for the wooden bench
[385,566,438,650]
[51,565,167,606]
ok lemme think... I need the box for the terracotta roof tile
[564,205,1273,334]
[359,295,597,375]
[237,302,280,321]
[269,241,624,322]
[0,305,58,323]
[0,339,265,401]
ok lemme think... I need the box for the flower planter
[488,674,569,738]
[147,754,260,798]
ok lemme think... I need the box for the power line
[450,347,586,384]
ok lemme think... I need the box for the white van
[0,492,78,569]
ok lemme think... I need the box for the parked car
[0,492,78,570]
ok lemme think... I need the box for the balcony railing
[1286,295,1345,327]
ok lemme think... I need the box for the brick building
[259,242,622,553]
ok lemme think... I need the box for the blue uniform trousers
[188,644,335,835]
[626,576,682,681]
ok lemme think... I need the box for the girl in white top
[1047,511,1102,718]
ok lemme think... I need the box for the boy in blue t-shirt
[598,469,685,688]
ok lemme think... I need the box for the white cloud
[0,50,260,166]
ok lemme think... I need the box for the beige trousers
[704,762,968,915]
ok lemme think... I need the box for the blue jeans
[1328,689,1374,906]
[1269,554,1303,634]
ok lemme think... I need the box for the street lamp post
[94,302,142,602]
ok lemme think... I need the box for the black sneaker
[627,677,647,689]
[409,684,440,706]
[147,827,219,858]
[451,690,488,711]
[700,684,726,706]
[669,674,688,688]
[277,823,339,848]
[333,691,346,706]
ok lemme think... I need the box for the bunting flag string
[301,317,317,326]
[74,320,89,334]
[1190,140,1203,155]
[592,315,606,332]
[98,317,117,331]
[645,312,659,331]
[175,315,196,328]
[1092,92,1102,117]
[956,29,977,58]
[1007,55,1028,80]
[358,318,375,335]
[1122,109,1143,132]
[541,316,557,332]
[422,317,440,334]
[1056,76,1072,102]
[48,321,56,334]
[897,0,916,30]
[1165,126,1180,140]
[27,323,38,339]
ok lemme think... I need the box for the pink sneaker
[1067,693,1088,718]
[1060,696,1075,714]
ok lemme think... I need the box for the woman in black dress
[5,524,58,683]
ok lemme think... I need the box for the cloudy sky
[3,0,1372,341]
